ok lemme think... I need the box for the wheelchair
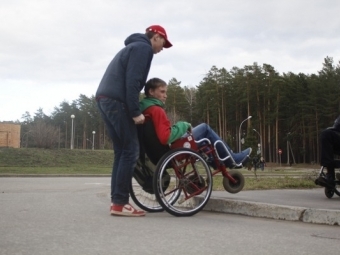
[316,160,340,199]
[129,119,249,217]
[314,127,340,199]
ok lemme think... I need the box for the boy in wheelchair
[139,77,251,169]
[315,115,340,188]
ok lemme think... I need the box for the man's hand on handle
[133,114,145,125]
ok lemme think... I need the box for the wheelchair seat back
[135,120,171,194]
[137,120,198,165]
[137,120,170,166]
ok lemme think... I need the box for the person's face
[151,34,166,54]
[149,85,167,103]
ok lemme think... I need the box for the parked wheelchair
[129,118,250,217]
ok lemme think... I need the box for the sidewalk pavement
[205,188,340,226]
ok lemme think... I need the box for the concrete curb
[203,197,340,226]
[302,208,340,225]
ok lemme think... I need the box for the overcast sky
[1,0,339,122]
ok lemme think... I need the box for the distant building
[0,123,21,148]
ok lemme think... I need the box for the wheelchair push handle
[144,114,151,121]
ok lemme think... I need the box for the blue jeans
[191,123,251,168]
[192,123,233,160]
[97,98,139,205]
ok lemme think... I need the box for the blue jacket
[96,33,153,118]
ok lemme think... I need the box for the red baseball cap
[146,25,173,48]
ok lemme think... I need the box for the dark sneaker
[226,148,252,168]
[110,203,145,217]
[233,148,252,165]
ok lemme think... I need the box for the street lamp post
[70,115,75,149]
[253,128,262,155]
[287,132,291,165]
[64,121,67,148]
[92,131,96,150]
[239,116,252,152]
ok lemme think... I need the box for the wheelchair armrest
[170,134,198,150]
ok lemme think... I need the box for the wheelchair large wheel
[223,170,245,194]
[153,148,213,217]
[129,177,164,212]
[324,187,334,199]
[129,163,181,212]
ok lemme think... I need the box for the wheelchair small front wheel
[223,170,245,194]
[324,187,334,199]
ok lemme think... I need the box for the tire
[324,187,334,199]
[153,148,213,217]
[129,176,164,212]
[223,170,245,194]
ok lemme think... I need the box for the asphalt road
[0,177,339,255]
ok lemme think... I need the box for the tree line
[14,56,340,164]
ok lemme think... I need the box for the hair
[145,31,156,39]
[145,31,164,40]
[144,78,167,96]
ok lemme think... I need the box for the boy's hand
[187,124,192,133]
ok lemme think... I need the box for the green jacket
[140,97,191,144]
